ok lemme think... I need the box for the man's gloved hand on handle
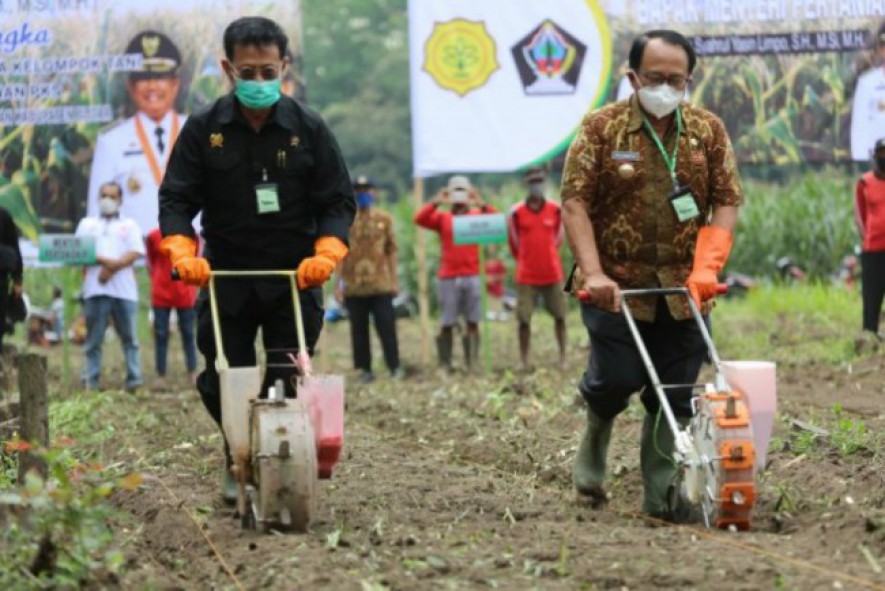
[686,225,733,309]
[297,236,349,290]
[161,235,211,287]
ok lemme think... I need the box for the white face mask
[527,181,544,198]
[637,83,683,119]
[449,189,469,205]
[99,197,119,216]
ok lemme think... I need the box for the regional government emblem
[511,20,586,96]
[423,19,499,97]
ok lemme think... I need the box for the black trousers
[344,294,400,373]
[579,297,706,421]
[861,250,885,333]
[195,285,323,427]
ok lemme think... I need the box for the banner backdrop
[0,0,303,253]
[408,0,612,177]
[409,0,885,176]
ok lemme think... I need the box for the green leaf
[0,182,42,240]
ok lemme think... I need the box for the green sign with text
[38,234,96,265]
[452,213,507,245]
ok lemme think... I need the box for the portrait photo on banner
[0,1,304,258]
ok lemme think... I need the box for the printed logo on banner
[511,20,586,96]
[423,19,499,97]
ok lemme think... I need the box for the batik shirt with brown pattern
[341,208,398,297]
[561,96,743,321]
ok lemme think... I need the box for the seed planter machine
[209,270,345,533]
[579,286,776,529]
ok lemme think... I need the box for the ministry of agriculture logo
[423,19,499,97]
[511,20,586,96]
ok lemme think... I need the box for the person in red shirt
[146,227,198,389]
[415,175,496,372]
[855,137,885,344]
[508,167,567,370]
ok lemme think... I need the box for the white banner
[408,0,611,177]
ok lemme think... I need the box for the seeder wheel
[280,401,318,532]
[682,389,757,530]
[248,399,318,533]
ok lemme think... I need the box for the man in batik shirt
[561,30,743,520]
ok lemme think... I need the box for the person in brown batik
[561,30,743,520]
[336,176,402,383]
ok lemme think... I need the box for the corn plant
[729,169,857,279]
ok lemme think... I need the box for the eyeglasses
[232,65,282,81]
[636,71,691,90]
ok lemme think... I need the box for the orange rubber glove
[160,235,210,287]
[297,236,349,289]
[686,226,733,309]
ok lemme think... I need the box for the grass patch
[715,283,860,365]
[48,392,118,450]
[770,403,882,459]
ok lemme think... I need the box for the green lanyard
[642,108,682,190]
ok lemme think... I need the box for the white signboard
[408,0,611,177]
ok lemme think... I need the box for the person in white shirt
[851,23,885,161]
[76,181,145,392]
[87,30,187,235]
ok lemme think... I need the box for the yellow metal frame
[207,270,307,372]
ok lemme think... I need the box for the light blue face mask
[234,78,282,110]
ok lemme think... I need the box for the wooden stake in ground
[413,177,431,365]
[17,353,48,482]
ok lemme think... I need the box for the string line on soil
[153,475,247,591]
[112,407,246,589]
[356,421,885,590]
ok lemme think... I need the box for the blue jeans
[82,296,142,389]
[153,306,197,375]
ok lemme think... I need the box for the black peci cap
[523,167,546,183]
[126,30,181,80]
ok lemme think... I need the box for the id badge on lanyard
[668,185,700,222]
[644,109,700,223]
[255,167,280,214]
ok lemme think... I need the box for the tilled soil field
[41,309,885,590]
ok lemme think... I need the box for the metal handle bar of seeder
[204,270,308,372]
[577,286,730,440]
